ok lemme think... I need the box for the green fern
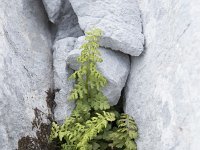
[108,114,138,150]
[50,28,138,150]
[76,111,115,150]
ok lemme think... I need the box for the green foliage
[50,28,138,150]
[109,114,138,150]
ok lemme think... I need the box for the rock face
[67,36,130,105]
[5,0,200,149]
[42,0,83,40]
[125,0,200,149]
[68,0,144,56]
[44,0,84,123]
[0,0,52,149]
[55,8,83,40]
[53,37,76,123]
[42,0,62,23]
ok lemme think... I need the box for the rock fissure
[1,0,144,149]
[1,0,199,150]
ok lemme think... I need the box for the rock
[67,36,130,105]
[68,0,144,56]
[53,37,76,123]
[55,5,84,40]
[42,0,83,40]
[0,0,52,149]
[125,0,200,149]
[42,0,62,23]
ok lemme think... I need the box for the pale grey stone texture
[68,0,144,56]
[53,37,76,123]
[125,0,200,149]
[55,7,84,40]
[42,0,62,23]
[67,36,130,105]
[0,0,52,149]
[42,0,83,40]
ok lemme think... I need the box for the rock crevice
[0,0,144,149]
[43,0,144,122]
[43,0,144,123]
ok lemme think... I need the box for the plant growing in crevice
[50,29,138,150]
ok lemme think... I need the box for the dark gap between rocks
[113,88,125,114]
[113,55,131,115]
[53,0,84,41]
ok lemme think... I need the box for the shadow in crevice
[51,0,84,42]
[113,88,125,114]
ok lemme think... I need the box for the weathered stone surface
[0,0,52,149]
[42,0,83,40]
[68,0,144,56]
[67,36,130,105]
[125,0,200,149]
[55,6,84,40]
[42,0,62,23]
[53,37,76,123]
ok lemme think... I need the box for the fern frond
[61,143,76,150]
[49,122,60,141]
[77,111,115,149]
[109,114,138,150]
[89,92,110,110]
[71,100,91,122]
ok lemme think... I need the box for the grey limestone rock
[55,6,84,40]
[53,37,76,123]
[67,36,130,105]
[0,0,52,149]
[68,0,144,56]
[42,0,62,23]
[125,0,200,149]
[42,0,83,40]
